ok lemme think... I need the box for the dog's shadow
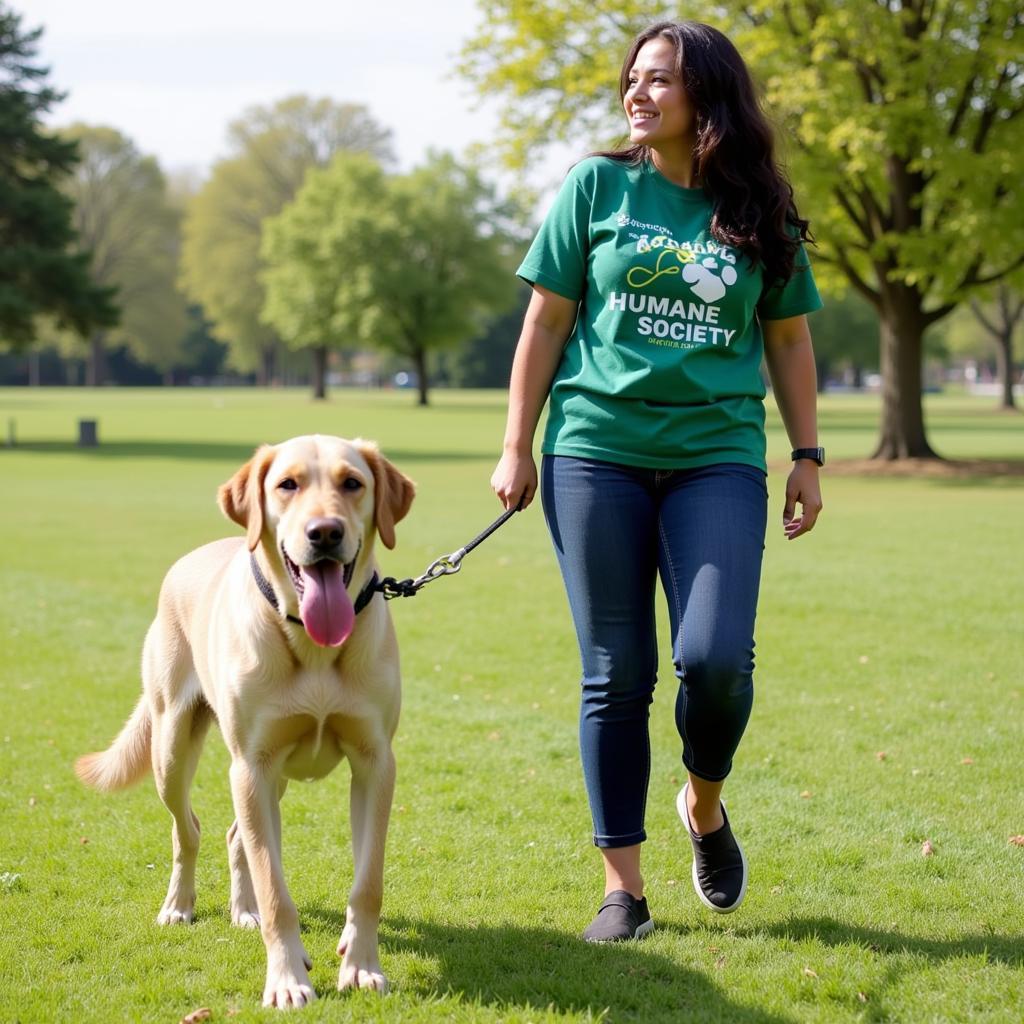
[303,908,786,1023]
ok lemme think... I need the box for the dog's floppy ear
[217,445,275,552]
[356,440,415,551]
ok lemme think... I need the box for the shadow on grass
[304,909,787,1024]
[747,916,1024,970]
[2,440,488,464]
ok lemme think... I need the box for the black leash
[250,496,525,625]
[375,495,525,601]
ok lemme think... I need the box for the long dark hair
[600,20,811,288]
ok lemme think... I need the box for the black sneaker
[582,889,655,942]
[677,783,748,914]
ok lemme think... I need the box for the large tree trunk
[311,345,328,400]
[85,332,107,387]
[872,306,939,459]
[413,346,429,406]
[994,330,1017,411]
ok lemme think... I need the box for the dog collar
[249,553,380,628]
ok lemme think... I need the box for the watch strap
[791,447,825,466]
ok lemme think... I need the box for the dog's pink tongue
[299,562,355,647]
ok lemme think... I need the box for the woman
[491,20,824,942]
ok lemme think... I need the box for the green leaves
[51,123,187,375]
[0,5,117,347]
[179,97,393,376]
[260,151,522,403]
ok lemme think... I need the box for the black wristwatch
[791,447,825,466]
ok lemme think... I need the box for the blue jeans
[541,456,768,849]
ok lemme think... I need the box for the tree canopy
[47,123,188,384]
[460,0,1024,458]
[261,151,522,404]
[179,96,394,383]
[0,3,116,348]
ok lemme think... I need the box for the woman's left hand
[783,461,822,540]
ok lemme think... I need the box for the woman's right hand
[491,449,538,511]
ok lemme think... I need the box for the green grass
[1,387,1022,1023]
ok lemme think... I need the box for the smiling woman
[491,18,824,944]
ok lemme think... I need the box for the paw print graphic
[681,256,738,303]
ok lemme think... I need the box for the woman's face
[623,37,694,153]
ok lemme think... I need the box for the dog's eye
[342,477,363,492]
[277,478,298,492]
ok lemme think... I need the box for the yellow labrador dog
[75,435,415,1008]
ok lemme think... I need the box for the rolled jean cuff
[593,829,646,849]
[682,755,733,784]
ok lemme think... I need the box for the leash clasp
[414,548,466,587]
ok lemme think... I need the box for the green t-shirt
[517,156,823,471]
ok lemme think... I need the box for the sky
[25,0,510,180]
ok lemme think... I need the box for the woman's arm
[763,313,822,540]
[491,285,579,510]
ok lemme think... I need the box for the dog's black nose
[305,517,344,549]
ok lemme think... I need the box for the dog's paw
[262,941,315,1009]
[232,909,261,929]
[337,923,388,993]
[157,903,194,925]
[262,977,316,1009]
[338,962,389,993]
[263,962,316,1009]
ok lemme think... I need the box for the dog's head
[218,436,415,647]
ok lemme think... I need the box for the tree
[180,96,393,384]
[442,285,532,388]
[262,152,522,404]
[49,124,188,385]
[970,285,1022,411]
[368,153,522,405]
[459,0,1024,459]
[261,153,390,399]
[943,283,1023,409]
[0,4,116,348]
[805,290,878,390]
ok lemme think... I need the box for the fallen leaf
[770,885,783,895]
[876,751,887,761]
[80,837,89,845]
[180,1010,212,1024]
[800,790,812,799]
[28,796,36,807]
[803,967,818,978]
[922,839,935,857]
[960,757,974,765]
[858,992,868,1003]
[1008,835,1024,847]
[487,731,501,741]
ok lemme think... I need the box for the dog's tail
[75,697,152,792]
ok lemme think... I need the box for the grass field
[1,387,1022,1023]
